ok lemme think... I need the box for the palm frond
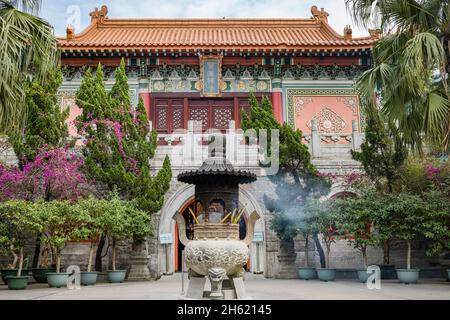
[0,4,59,134]
[424,90,450,144]
[0,0,40,13]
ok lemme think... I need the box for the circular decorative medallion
[154,81,165,91]
[323,120,332,129]
[256,81,268,91]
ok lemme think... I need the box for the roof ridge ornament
[66,25,75,40]
[368,29,382,39]
[311,5,329,23]
[344,25,353,40]
[90,5,109,23]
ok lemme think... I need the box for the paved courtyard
[1,273,450,300]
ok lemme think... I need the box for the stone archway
[157,184,266,276]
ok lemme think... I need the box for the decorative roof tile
[58,5,379,52]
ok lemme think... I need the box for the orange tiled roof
[59,5,380,52]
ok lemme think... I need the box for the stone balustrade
[149,120,364,175]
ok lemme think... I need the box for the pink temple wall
[293,95,361,137]
[61,97,82,138]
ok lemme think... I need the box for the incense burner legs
[208,267,226,300]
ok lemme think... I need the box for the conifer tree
[76,59,172,271]
[9,68,69,167]
[76,59,172,210]
[351,107,407,193]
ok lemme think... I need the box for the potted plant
[31,243,56,283]
[103,194,131,284]
[387,193,426,284]
[314,200,337,282]
[335,191,383,283]
[297,199,319,280]
[0,201,42,290]
[72,197,106,286]
[0,216,16,285]
[398,160,450,283]
[418,189,450,283]
[0,219,31,285]
[103,194,152,283]
[41,201,77,288]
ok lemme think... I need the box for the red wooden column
[139,92,152,120]
[233,97,240,128]
[271,79,284,124]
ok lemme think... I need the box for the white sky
[40,0,370,38]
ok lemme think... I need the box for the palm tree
[346,0,449,154]
[0,0,59,134]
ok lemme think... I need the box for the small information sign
[160,233,173,244]
[253,232,264,243]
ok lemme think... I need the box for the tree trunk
[87,243,95,272]
[406,240,411,270]
[325,244,331,268]
[112,239,117,271]
[49,244,56,267]
[41,245,49,269]
[383,239,390,265]
[95,236,106,272]
[362,246,368,269]
[31,235,41,269]
[17,247,24,277]
[56,250,61,273]
[313,233,326,268]
[304,235,309,267]
[11,251,18,269]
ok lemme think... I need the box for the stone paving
[1,273,449,300]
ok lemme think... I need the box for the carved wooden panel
[213,108,233,129]
[156,107,168,131]
[189,107,209,129]
[172,108,184,130]
[171,99,184,131]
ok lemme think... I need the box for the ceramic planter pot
[357,269,375,283]
[6,276,29,290]
[32,268,56,283]
[97,272,108,283]
[81,272,98,286]
[1,269,29,284]
[107,270,127,283]
[298,267,316,280]
[378,265,396,280]
[47,273,69,288]
[396,269,420,284]
[317,268,336,282]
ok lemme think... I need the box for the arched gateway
[157,184,266,276]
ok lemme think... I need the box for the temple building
[52,5,411,280]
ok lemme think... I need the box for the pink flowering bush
[398,157,449,195]
[0,147,90,202]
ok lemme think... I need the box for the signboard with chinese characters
[200,55,223,97]
[253,232,264,243]
[159,233,173,244]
